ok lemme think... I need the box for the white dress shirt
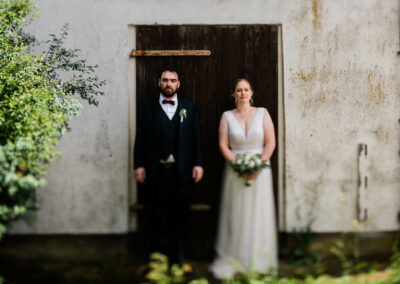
[159,94,178,120]
[159,94,178,162]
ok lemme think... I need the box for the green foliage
[143,252,400,284]
[188,279,209,284]
[0,0,104,239]
[144,253,193,284]
[43,23,105,107]
[390,234,400,270]
[221,269,280,284]
[330,233,368,276]
[281,227,322,267]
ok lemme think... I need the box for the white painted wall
[9,0,400,233]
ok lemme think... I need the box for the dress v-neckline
[230,108,260,139]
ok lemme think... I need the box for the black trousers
[149,163,192,264]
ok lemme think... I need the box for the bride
[210,79,278,279]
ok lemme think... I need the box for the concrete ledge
[280,231,399,259]
[2,231,398,262]
[0,234,137,262]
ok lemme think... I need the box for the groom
[134,67,204,264]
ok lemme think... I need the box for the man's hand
[192,166,204,183]
[134,167,146,183]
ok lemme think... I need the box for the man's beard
[160,87,177,98]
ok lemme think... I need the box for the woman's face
[234,80,253,104]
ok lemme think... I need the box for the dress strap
[224,110,234,126]
[255,107,264,124]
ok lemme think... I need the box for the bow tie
[162,99,175,105]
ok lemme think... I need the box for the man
[134,67,204,264]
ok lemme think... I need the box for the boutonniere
[179,108,187,123]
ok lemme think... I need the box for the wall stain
[384,14,393,25]
[318,86,326,103]
[300,36,309,49]
[298,69,317,82]
[95,119,113,158]
[299,6,308,22]
[376,83,385,104]
[367,72,386,104]
[312,0,320,28]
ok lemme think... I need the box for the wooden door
[135,25,278,260]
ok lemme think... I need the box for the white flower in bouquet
[229,152,270,187]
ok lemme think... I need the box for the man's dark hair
[159,66,180,79]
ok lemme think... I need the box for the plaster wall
[9,0,400,233]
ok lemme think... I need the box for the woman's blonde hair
[232,78,254,105]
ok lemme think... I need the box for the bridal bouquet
[230,152,269,186]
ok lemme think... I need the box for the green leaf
[8,185,17,195]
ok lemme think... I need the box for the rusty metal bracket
[130,49,212,57]
[130,203,211,211]
[357,143,368,222]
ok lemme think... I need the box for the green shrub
[0,0,104,238]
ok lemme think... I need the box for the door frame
[127,24,287,232]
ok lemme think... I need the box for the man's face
[158,71,180,98]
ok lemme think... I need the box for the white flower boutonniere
[179,108,187,123]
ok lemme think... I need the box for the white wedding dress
[210,107,278,279]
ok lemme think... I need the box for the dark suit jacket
[134,97,203,184]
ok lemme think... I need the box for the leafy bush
[0,0,104,238]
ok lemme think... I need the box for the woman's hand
[240,171,260,181]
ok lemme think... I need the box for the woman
[210,79,278,279]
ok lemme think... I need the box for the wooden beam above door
[130,49,211,57]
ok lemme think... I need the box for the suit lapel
[153,98,161,140]
[177,98,184,136]
[177,98,183,161]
